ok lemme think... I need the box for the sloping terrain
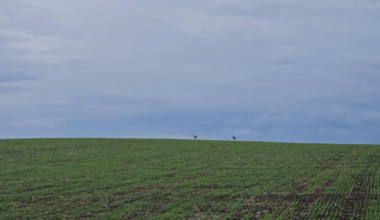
[1,138,379,219]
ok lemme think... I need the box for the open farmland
[1,139,380,219]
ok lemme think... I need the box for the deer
[193,135,198,140]
[232,135,236,140]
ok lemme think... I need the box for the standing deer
[232,135,236,140]
[193,135,198,140]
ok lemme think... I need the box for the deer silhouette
[193,135,198,140]
[232,135,236,140]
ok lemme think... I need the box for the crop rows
[1,139,380,219]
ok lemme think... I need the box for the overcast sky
[1,0,380,143]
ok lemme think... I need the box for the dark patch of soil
[151,173,177,180]
[18,184,54,193]
[340,175,367,220]
[232,171,311,219]
[291,170,343,220]
[113,185,155,196]
[181,173,209,181]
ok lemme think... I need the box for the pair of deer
[193,135,236,140]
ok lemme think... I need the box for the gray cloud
[0,0,379,143]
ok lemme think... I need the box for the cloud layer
[1,0,380,143]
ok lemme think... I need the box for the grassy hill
[1,138,379,219]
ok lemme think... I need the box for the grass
[1,138,380,219]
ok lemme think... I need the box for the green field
[1,138,380,219]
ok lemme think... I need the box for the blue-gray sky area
[1,0,380,143]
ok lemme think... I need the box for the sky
[1,0,380,143]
